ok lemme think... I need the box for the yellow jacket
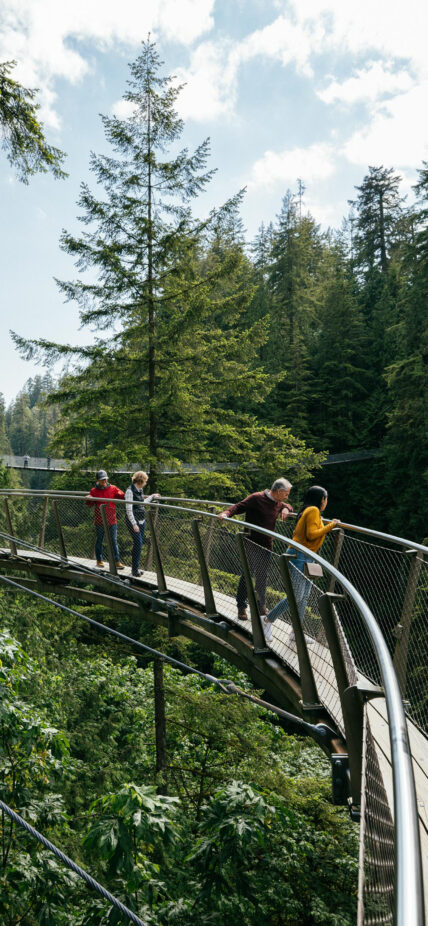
[292,506,335,553]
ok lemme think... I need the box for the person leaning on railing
[262,485,339,643]
[85,470,125,569]
[124,471,160,577]
[218,478,293,621]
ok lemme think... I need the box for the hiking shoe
[116,561,125,570]
[263,617,273,643]
[96,560,105,568]
[237,609,248,621]
[288,631,314,645]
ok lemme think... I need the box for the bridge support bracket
[331,753,350,807]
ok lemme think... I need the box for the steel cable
[0,800,148,926]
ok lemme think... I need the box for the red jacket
[85,484,125,525]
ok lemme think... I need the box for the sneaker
[237,609,248,621]
[288,630,314,645]
[96,560,105,568]
[115,561,125,570]
[263,617,273,642]
[132,570,143,577]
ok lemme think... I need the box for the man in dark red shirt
[218,478,293,620]
[85,469,125,568]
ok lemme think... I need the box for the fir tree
[12,41,319,491]
[382,163,428,540]
[266,193,324,437]
[0,60,66,182]
[309,244,368,451]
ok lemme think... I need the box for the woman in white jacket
[125,471,160,577]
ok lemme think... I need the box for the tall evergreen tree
[382,163,428,540]
[349,166,403,280]
[348,166,405,447]
[266,193,324,437]
[309,244,368,451]
[12,41,319,490]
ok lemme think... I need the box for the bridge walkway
[0,491,426,925]
[1,543,426,911]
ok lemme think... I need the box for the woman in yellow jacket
[263,486,339,643]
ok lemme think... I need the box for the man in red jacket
[85,470,125,569]
[218,478,293,620]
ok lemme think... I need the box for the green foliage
[0,588,358,924]
[10,40,318,495]
[0,60,67,182]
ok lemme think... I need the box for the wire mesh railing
[0,490,425,926]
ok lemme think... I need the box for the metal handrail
[0,491,424,924]
[1,489,426,556]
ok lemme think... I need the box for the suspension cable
[0,572,336,743]
[0,800,148,926]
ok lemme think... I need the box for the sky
[1,0,427,404]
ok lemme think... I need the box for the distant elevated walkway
[1,449,379,473]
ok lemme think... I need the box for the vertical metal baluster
[146,509,167,594]
[393,549,423,697]
[51,501,67,561]
[38,496,49,549]
[278,554,320,709]
[191,519,219,619]
[328,528,345,592]
[3,499,17,556]
[236,534,267,652]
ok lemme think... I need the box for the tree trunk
[146,83,158,491]
[153,658,168,794]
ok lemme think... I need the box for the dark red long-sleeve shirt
[223,491,292,549]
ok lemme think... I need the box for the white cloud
[286,0,427,75]
[175,40,238,122]
[231,14,322,78]
[111,99,137,120]
[248,142,336,190]
[318,62,414,105]
[0,0,215,126]
[342,83,428,169]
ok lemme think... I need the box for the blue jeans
[126,519,145,573]
[267,550,313,624]
[95,523,120,562]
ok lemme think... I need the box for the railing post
[100,506,117,575]
[205,507,216,567]
[38,496,49,549]
[51,501,67,561]
[191,519,220,619]
[236,535,268,653]
[393,550,423,696]
[144,504,159,572]
[319,592,382,811]
[278,554,320,709]
[328,528,345,592]
[3,499,17,556]
[146,509,167,595]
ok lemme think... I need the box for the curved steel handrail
[0,491,424,924]
[2,489,426,555]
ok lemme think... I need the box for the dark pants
[95,523,120,562]
[237,542,271,612]
[126,519,145,573]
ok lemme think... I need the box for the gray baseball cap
[96,469,108,481]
